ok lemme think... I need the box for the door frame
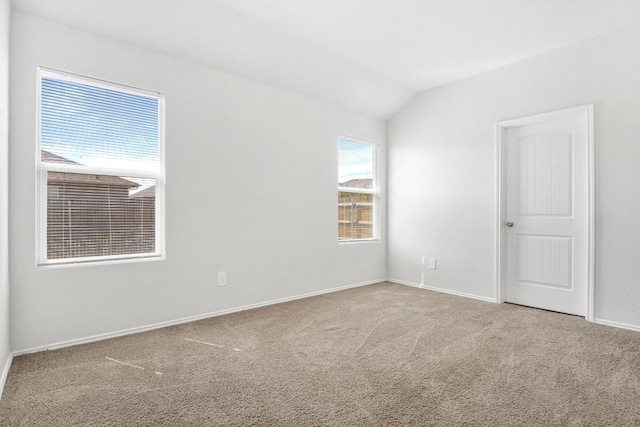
[495,105,595,321]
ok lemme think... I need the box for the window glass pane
[46,171,156,260]
[338,192,374,240]
[38,70,164,265]
[41,76,159,170]
[338,137,373,187]
[338,136,376,241]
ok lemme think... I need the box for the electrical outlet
[218,271,227,287]
[428,258,437,270]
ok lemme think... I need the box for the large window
[338,136,377,241]
[37,68,165,266]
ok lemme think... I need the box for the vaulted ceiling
[11,0,640,118]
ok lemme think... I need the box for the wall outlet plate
[218,271,227,286]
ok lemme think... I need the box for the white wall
[388,24,640,329]
[0,0,12,395]
[9,12,386,352]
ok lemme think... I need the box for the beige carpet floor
[1,282,640,426]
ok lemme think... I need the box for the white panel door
[505,113,589,316]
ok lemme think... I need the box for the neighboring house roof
[130,185,155,199]
[340,178,373,189]
[42,150,139,188]
[47,172,139,188]
[41,150,80,165]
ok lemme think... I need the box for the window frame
[36,68,166,267]
[337,135,379,243]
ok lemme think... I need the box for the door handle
[505,221,514,227]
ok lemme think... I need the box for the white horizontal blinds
[338,192,374,240]
[46,174,156,260]
[40,74,159,173]
[338,137,375,241]
[39,69,162,264]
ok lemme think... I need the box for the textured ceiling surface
[11,0,640,118]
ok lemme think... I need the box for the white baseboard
[392,278,640,332]
[388,278,497,303]
[14,278,385,356]
[593,318,640,333]
[0,352,13,401]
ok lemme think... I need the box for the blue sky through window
[40,76,159,169]
[40,74,161,194]
[338,137,374,184]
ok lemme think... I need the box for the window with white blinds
[37,68,165,265]
[338,136,377,241]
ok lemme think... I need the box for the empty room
[1,0,640,425]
